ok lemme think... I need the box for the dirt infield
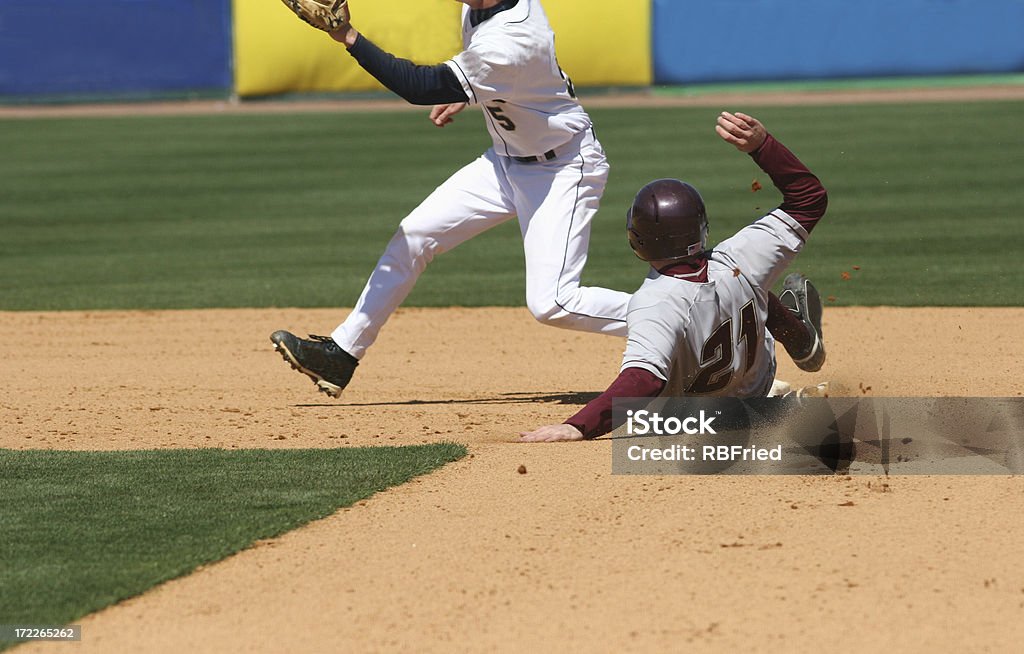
[5,307,1023,652]
[2,83,1023,119]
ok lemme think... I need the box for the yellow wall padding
[233,0,652,97]
[543,0,652,86]
[234,0,463,97]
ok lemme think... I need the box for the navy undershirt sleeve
[348,34,469,106]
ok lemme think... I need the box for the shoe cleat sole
[273,340,343,399]
[316,381,342,398]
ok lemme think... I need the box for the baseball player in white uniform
[271,0,633,396]
[520,111,829,442]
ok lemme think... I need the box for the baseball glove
[281,0,350,32]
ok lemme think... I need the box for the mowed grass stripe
[0,445,465,647]
[0,101,1021,309]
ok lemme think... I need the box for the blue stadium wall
[652,0,1024,84]
[1,1,1023,101]
[0,1,232,99]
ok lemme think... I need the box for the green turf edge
[652,73,1024,97]
[0,88,230,108]
[0,444,467,650]
[3,73,1020,108]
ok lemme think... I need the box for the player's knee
[526,297,569,327]
[392,222,441,268]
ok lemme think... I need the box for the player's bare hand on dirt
[430,102,467,127]
[518,424,585,442]
[716,112,767,153]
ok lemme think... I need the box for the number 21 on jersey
[686,301,759,394]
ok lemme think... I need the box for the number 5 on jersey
[486,102,516,131]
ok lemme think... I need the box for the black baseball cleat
[270,331,359,398]
[779,273,826,373]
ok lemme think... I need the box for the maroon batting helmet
[626,179,708,262]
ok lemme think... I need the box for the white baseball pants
[332,129,630,359]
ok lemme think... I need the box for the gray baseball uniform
[621,211,809,398]
[562,132,828,438]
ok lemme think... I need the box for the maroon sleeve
[564,367,666,440]
[749,134,828,233]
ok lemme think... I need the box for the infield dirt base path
[5,307,1024,653]
[2,82,1023,120]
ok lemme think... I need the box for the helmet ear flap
[685,221,709,257]
[626,206,644,258]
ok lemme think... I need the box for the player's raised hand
[518,424,585,442]
[716,111,767,153]
[282,0,352,35]
[430,102,467,128]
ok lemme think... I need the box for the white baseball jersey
[332,0,630,359]
[621,211,809,398]
[445,0,590,157]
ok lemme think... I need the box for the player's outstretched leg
[518,130,630,337]
[773,273,826,372]
[270,331,359,398]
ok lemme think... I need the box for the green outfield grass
[0,445,465,649]
[1,101,1021,310]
